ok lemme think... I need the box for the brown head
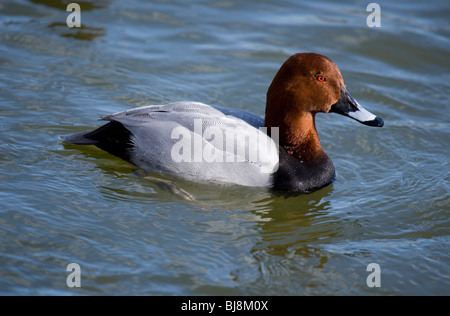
[265,53,383,162]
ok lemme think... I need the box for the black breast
[271,146,336,193]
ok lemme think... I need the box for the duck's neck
[267,111,326,164]
[265,111,335,192]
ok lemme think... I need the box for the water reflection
[30,0,107,40]
[48,22,105,41]
[251,186,334,255]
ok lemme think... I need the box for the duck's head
[265,53,384,131]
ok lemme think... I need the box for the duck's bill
[330,84,384,127]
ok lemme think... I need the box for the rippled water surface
[0,0,449,295]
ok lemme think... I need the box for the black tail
[64,121,134,162]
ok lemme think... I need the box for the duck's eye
[316,75,326,82]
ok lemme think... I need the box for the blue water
[0,0,449,295]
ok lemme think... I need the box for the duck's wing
[65,102,279,186]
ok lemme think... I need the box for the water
[0,0,449,295]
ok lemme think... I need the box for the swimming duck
[64,53,384,192]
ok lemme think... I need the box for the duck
[64,53,384,192]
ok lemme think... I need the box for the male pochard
[65,53,383,192]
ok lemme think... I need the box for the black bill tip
[363,116,384,127]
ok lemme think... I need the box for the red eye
[316,75,326,82]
